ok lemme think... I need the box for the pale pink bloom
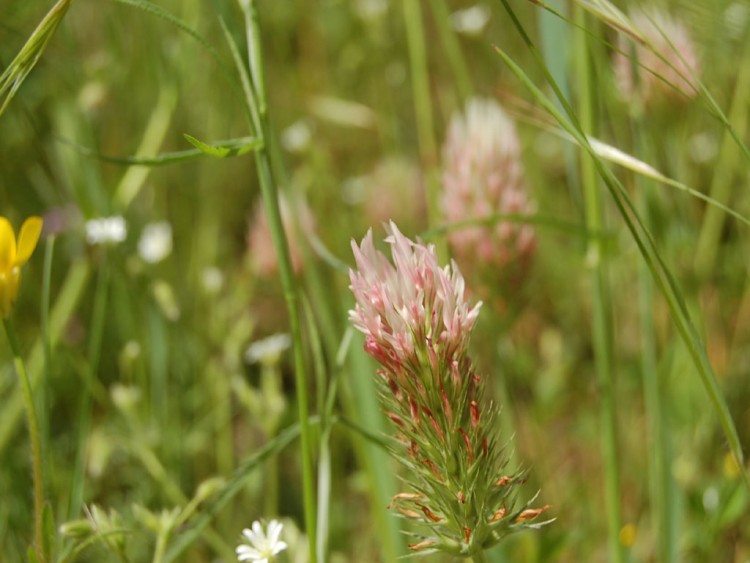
[441,98,536,302]
[349,222,481,372]
[613,9,700,105]
[247,195,316,277]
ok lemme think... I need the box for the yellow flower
[0,216,43,318]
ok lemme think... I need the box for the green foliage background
[1,0,748,561]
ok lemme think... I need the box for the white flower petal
[266,520,283,544]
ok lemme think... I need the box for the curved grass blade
[495,0,749,491]
[0,0,72,119]
[183,133,261,158]
[162,421,305,562]
[111,0,226,73]
[57,135,261,166]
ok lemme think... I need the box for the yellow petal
[0,217,17,273]
[16,216,43,266]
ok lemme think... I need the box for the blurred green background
[1,0,749,561]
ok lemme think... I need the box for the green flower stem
[152,528,169,563]
[4,318,46,562]
[575,7,624,563]
[238,2,317,560]
[471,550,490,563]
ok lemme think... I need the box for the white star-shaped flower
[236,520,288,562]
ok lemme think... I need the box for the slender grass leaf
[183,133,261,158]
[163,421,305,562]
[57,135,261,166]
[496,0,749,491]
[0,0,72,118]
[111,0,227,73]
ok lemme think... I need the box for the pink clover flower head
[349,221,481,370]
[441,98,536,304]
[236,519,287,562]
[613,9,700,105]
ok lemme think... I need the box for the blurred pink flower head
[349,221,481,372]
[247,195,316,278]
[441,98,536,306]
[613,9,700,105]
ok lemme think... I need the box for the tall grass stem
[40,236,56,477]
[498,0,749,494]
[4,318,46,562]
[632,115,677,562]
[238,2,318,560]
[574,7,624,563]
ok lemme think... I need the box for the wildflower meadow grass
[1,0,749,561]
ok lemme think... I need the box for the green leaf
[183,133,261,158]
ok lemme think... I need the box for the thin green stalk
[236,2,317,560]
[632,118,676,563]
[575,7,624,563]
[40,236,55,480]
[261,364,281,517]
[152,530,169,563]
[495,0,749,492]
[4,318,46,562]
[0,259,91,455]
[403,0,444,249]
[472,549,490,563]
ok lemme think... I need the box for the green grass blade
[0,0,72,119]
[111,0,226,71]
[183,134,261,158]
[496,0,749,491]
[225,3,318,560]
[162,421,303,562]
[58,135,261,166]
